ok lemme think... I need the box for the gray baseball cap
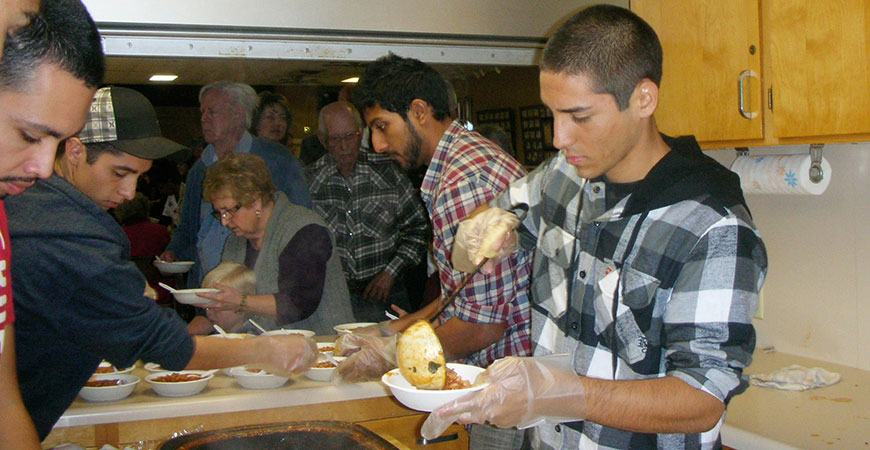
[78,86,186,160]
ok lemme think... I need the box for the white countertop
[722,350,870,449]
[56,365,390,429]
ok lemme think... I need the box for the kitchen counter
[43,338,468,450]
[722,349,870,449]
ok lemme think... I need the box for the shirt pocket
[533,222,575,317]
[594,266,660,365]
[360,200,395,237]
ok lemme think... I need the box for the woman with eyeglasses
[187,153,354,335]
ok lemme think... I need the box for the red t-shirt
[0,200,15,358]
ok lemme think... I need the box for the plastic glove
[420,355,585,439]
[253,334,318,377]
[331,333,398,384]
[453,207,519,274]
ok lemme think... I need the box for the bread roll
[397,320,446,390]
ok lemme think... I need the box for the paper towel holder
[809,143,824,184]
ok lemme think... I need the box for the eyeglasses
[326,130,362,147]
[210,203,242,220]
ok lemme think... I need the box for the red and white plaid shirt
[420,121,532,367]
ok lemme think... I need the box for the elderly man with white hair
[162,81,310,290]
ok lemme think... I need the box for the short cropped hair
[541,4,662,110]
[252,91,293,143]
[353,53,451,121]
[199,81,259,129]
[0,0,105,90]
[202,262,256,295]
[115,192,151,226]
[202,153,276,206]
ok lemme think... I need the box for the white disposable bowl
[316,342,337,355]
[145,370,213,397]
[155,261,194,274]
[381,363,487,412]
[333,322,377,334]
[143,362,166,373]
[171,288,219,305]
[206,333,256,375]
[79,374,140,402]
[93,360,134,375]
[304,355,346,382]
[229,366,290,389]
[264,329,315,338]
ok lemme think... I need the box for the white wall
[708,143,870,371]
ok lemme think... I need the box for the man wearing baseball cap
[6,86,318,439]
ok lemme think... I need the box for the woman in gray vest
[194,153,353,335]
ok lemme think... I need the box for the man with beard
[0,0,101,446]
[346,54,534,449]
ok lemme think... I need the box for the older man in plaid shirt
[351,53,533,450]
[424,5,768,450]
[306,101,429,322]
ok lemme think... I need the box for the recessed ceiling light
[149,74,178,82]
[341,77,359,83]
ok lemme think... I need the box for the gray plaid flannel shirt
[493,152,767,450]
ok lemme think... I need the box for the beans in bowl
[152,373,203,383]
[85,378,126,387]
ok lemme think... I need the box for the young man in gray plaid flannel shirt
[423,5,767,449]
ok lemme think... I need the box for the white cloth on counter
[749,364,841,390]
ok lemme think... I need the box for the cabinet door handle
[738,69,759,119]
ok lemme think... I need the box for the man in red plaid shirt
[351,53,533,449]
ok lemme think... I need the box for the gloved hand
[453,207,519,274]
[253,334,318,377]
[331,333,398,384]
[420,355,585,439]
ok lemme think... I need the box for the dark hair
[0,0,105,90]
[251,91,293,143]
[353,53,450,121]
[541,4,662,110]
[55,139,125,164]
[115,192,151,226]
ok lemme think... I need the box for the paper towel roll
[730,154,831,195]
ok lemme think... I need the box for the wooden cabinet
[632,0,763,144]
[632,0,870,147]
[765,0,870,139]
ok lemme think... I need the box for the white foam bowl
[79,374,140,402]
[145,370,213,397]
[171,288,219,305]
[155,261,194,275]
[333,322,377,335]
[263,329,315,338]
[143,362,166,373]
[93,360,134,375]
[204,333,257,375]
[316,342,337,355]
[381,363,487,412]
[304,355,346,382]
[229,366,290,389]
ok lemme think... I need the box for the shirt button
[349,232,354,236]
[570,322,578,330]
[592,185,601,194]
[579,270,586,278]
[555,424,561,432]
[594,222,600,227]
